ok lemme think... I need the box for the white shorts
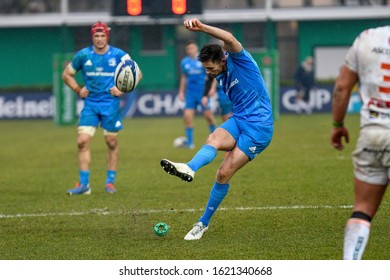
[352,126,390,185]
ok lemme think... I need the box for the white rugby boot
[184,222,208,240]
[160,159,195,182]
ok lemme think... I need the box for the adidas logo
[115,121,122,128]
[249,146,259,158]
[84,60,93,66]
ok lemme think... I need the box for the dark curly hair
[198,44,225,63]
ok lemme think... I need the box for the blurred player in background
[161,19,273,240]
[178,40,217,149]
[62,21,140,195]
[331,26,390,259]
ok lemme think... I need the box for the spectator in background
[294,56,315,114]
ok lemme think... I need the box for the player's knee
[215,168,231,183]
[205,133,216,145]
[184,116,192,125]
[205,132,223,149]
[104,133,118,150]
[207,116,216,124]
[106,140,118,150]
[77,136,90,150]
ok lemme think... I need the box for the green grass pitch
[0,114,389,260]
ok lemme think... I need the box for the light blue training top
[180,55,206,97]
[216,48,273,124]
[71,45,130,104]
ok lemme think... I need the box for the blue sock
[106,170,117,185]
[199,182,230,226]
[185,127,193,147]
[79,170,90,185]
[187,144,217,172]
[209,124,216,133]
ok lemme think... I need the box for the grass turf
[0,114,389,260]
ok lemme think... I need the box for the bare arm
[201,76,216,107]
[332,65,358,123]
[62,63,89,98]
[330,65,358,150]
[178,74,186,101]
[184,18,242,54]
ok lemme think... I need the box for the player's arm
[203,75,215,97]
[201,75,216,107]
[62,63,89,98]
[184,18,242,54]
[331,65,358,150]
[178,74,186,101]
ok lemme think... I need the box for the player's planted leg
[184,182,229,240]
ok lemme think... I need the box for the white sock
[343,219,371,260]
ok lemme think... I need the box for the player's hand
[110,86,124,97]
[330,126,349,150]
[201,96,208,107]
[178,91,185,101]
[184,18,203,31]
[78,87,89,99]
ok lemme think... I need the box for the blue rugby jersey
[181,55,206,97]
[71,45,130,103]
[216,48,273,123]
[217,82,231,106]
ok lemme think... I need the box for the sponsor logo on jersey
[85,72,114,77]
[363,147,390,153]
[108,58,116,67]
[369,109,390,120]
[371,47,390,55]
[226,78,239,95]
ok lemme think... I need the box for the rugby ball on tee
[114,59,141,93]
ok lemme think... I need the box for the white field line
[0,204,353,219]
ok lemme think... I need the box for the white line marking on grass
[0,204,353,219]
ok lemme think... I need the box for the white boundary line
[0,204,353,219]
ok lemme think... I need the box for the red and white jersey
[345,26,390,128]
